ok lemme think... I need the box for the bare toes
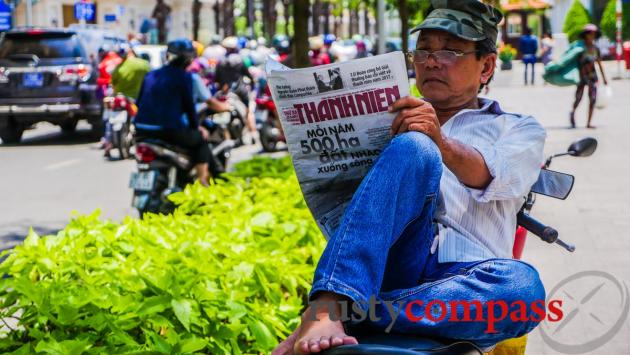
[319,336,331,349]
[343,336,359,345]
[331,336,344,346]
[308,339,322,353]
[297,340,310,354]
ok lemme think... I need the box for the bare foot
[293,293,358,354]
[272,325,300,355]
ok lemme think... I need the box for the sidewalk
[487,61,630,355]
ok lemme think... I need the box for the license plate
[23,73,44,88]
[129,171,156,192]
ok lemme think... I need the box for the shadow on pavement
[0,224,63,252]
[0,128,98,148]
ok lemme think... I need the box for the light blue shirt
[434,98,546,262]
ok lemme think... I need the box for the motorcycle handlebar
[517,211,558,243]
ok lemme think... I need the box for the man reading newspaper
[275,1,547,354]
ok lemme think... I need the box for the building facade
[12,0,218,43]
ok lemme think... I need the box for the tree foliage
[563,0,593,42]
[0,157,325,354]
[600,0,630,41]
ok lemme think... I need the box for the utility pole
[614,0,623,79]
[377,0,385,54]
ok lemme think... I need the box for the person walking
[570,24,608,129]
[540,32,554,66]
[519,27,538,85]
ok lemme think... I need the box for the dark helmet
[324,34,336,46]
[272,34,290,54]
[116,43,131,58]
[167,39,196,61]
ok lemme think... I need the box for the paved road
[0,123,267,250]
[490,62,630,354]
[1,61,629,354]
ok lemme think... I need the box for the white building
[12,0,218,43]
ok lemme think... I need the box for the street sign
[104,14,117,22]
[74,1,96,22]
[0,1,11,32]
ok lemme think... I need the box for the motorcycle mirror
[568,137,597,157]
[531,169,575,200]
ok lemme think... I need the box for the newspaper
[265,52,410,239]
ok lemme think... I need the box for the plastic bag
[596,85,613,109]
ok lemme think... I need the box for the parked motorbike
[129,106,235,216]
[255,85,285,152]
[103,89,136,159]
[214,86,248,147]
[319,137,598,355]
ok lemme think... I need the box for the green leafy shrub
[563,0,593,43]
[600,0,630,41]
[0,157,325,354]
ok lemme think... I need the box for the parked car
[0,27,122,144]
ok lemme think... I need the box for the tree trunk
[349,8,355,37]
[363,3,370,36]
[350,7,360,37]
[294,0,310,68]
[213,1,221,36]
[283,0,291,35]
[246,0,255,37]
[192,0,201,41]
[312,0,321,36]
[323,1,330,35]
[224,0,235,37]
[262,0,277,39]
[397,0,409,54]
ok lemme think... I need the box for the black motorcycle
[319,137,598,355]
[129,109,235,216]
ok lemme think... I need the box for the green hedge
[563,0,593,42]
[0,157,324,354]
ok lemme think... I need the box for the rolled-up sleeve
[466,116,546,202]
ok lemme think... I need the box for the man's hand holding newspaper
[265,52,410,238]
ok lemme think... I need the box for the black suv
[0,28,103,143]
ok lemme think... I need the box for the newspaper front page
[265,52,410,238]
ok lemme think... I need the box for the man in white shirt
[276,1,547,354]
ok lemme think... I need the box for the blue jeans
[309,132,546,348]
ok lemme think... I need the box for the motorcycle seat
[136,138,191,156]
[321,327,483,355]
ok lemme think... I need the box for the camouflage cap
[411,0,504,43]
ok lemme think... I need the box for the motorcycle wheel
[260,122,278,152]
[229,116,244,147]
[117,124,132,160]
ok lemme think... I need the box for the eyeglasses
[407,49,479,65]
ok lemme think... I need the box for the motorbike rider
[134,39,212,186]
[274,1,547,354]
[102,44,151,157]
[215,36,257,141]
[309,36,332,66]
[96,44,123,100]
[187,42,230,115]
